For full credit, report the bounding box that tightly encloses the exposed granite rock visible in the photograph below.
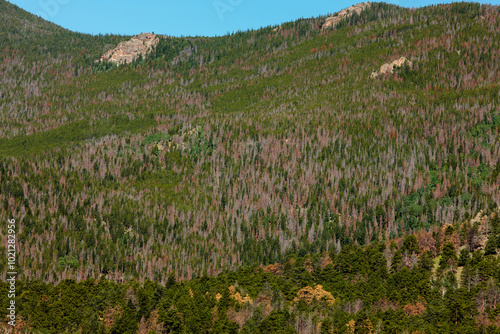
[100,33,159,65]
[323,2,371,29]
[371,57,412,78]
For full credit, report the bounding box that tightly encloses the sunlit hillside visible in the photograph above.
[1,1,500,332]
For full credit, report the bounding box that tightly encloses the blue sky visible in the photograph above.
[8,0,500,37]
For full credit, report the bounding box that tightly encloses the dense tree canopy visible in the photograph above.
[0,0,500,332]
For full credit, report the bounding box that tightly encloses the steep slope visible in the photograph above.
[1,210,499,333]
[0,0,129,138]
[0,1,499,289]
[0,0,128,65]
[1,1,500,333]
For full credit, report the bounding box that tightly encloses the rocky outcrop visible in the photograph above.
[322,2,371,29]
[371,57,412,78]
[293,285,335,305]
[100,33,159,65]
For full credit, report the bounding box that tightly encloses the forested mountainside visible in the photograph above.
[1,0,500,332]
[2,213,500,333]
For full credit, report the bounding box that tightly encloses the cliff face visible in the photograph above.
[322,2,371,29]
[100,33,159,65]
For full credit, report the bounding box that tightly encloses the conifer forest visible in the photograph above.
[1,0,500,332]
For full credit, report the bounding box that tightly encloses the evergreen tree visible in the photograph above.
[111,300,139,334]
